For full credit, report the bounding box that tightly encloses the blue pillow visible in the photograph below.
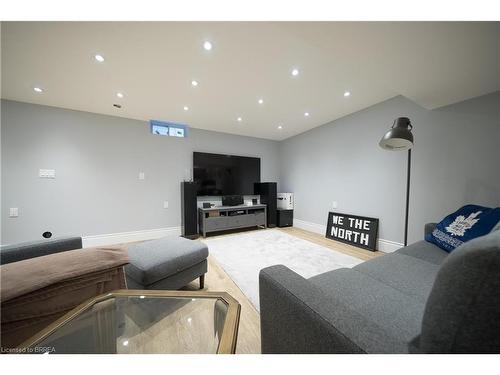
[425,204,500,252]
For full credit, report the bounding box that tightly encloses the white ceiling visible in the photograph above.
[1,22,499,141]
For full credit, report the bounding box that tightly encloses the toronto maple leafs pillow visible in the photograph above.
[425,204,500,253]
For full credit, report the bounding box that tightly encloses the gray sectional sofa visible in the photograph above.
[259,223,500,353]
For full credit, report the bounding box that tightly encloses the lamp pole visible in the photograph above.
[379,117,414,248]
[404,149,411,246]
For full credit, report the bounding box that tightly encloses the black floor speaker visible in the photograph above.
[181,181,199,239]
[254,182,277,228]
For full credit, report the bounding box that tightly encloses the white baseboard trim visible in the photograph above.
[376,238,404,253]
[293,218,403,253]
[82,226,181,248]
[293,218,326,235]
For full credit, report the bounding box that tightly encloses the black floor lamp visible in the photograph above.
[379,117,414,246]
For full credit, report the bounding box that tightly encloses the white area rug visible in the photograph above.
[203,229,363,311]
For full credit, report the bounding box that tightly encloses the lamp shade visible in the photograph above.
[379,117,414,151]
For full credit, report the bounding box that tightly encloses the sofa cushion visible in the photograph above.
[125,236,208,286]
[1,245,128,302]
[419,230,500,353]
[308,267,426,348]
[396,240,448,265]
[353,253,441,301]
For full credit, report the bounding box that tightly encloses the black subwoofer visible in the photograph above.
[277,209,293,227]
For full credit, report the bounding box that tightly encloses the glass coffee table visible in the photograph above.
[18,290,241,354]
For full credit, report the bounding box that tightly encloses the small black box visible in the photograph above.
[252,198,258,205]
[202,202,211,208]
[222,195,243,206]
[277,209,293,227]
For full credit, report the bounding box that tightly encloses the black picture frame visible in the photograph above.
[325,211,379,251]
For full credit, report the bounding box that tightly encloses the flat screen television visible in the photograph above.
[193,152,261,196]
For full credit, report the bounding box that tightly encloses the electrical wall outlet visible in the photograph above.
[163,201,169,209]
[139,172,145,180]
[332,201,338,209]
[39,169,56,178]
[9,208,19,217]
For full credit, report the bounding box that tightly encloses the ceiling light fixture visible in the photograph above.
[33,87,43,93]
[237,117,242,122]
[203,41,213,51]
[344,91,351,97]
[278,125,283,130]
[191,80,199,87]
[94,54,105,62]
[183,106,189,111]
[116,92,124,98]
[304,112,310,117]
[258,98,264,104]
[291,68,299,76]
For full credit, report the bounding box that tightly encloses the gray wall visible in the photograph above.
[2,92,499,246]
[279,92,500,245]
[1,100,280,244]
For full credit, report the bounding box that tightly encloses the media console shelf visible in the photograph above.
[198,204,267,237]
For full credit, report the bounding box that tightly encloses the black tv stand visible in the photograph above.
[198,204,267,237]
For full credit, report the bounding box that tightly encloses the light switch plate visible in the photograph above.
[139,172,145,180]
[39,169,56,178]
[163,201,169,209]
[332,201,338,209]
[9,208,19,217]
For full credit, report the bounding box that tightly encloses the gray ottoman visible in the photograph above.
[125,236,208,290]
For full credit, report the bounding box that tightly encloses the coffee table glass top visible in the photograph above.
[20,290,240,354]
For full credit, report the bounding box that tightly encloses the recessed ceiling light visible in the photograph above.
[344,91,351,97]
[183,106,189,111]
[278,125,283,130]
[304,112,310,117]
[116,92,124,98]
[33,87,43,93]
[258,98,264,104]
[94,54,105,62]
[237,117,242,122]
[191,80,199,87]
[203,41,213,51]
[291,68,299,76]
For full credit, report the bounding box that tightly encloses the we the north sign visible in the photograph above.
[325,212,379,251]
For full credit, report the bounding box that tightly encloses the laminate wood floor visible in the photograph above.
[179,226,383,354]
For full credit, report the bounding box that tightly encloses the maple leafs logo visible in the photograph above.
[445,211,481,236]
